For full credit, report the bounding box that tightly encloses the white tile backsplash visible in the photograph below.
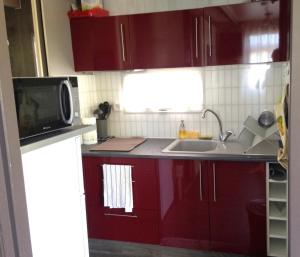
[78,62,288,139]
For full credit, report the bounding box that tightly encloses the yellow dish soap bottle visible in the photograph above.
[178,120,186,139]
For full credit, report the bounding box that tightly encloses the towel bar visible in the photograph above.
[101,164,134,168]
[104,213,138,218]
[102,179,135,183]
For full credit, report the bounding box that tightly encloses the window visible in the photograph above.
[121,68,203,113]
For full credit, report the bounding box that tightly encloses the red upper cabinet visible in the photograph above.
[158,159,210,250]
[204,0,289,66]
[70,17,95,71]
[209,161,267,256]
[70,16,131,71]
[129,10,194,69]
[70,1,289,71]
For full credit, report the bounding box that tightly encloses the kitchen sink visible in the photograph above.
[162,139,218,153]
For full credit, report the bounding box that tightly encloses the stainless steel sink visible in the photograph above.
[162,139,218,153]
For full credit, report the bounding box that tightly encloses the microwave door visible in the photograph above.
[59,80,74,125]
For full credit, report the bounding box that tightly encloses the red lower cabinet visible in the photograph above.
[82,157,160,244]
[86,204,159,244]
[83,157,266,256]
[157,159,266,256]
[158,159,210,250]
[209,161,267,256]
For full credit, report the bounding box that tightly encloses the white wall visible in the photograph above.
[41,0,76,76]
[103,0,249,15]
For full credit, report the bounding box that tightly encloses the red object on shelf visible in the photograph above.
[68,7,109,18]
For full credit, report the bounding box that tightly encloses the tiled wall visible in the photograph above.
[78,62,289,139]
[77,75,99,117]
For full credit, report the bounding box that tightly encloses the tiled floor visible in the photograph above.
[89,239,253,257]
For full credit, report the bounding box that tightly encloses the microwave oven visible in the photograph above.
[13,77,78,140]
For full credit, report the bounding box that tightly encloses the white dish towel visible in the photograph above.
[102,164,133,213]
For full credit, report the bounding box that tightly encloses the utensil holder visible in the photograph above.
[96,119,108,140]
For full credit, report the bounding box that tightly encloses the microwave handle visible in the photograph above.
[59,80,74,125]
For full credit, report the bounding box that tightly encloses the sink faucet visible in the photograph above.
[201,108,233,142]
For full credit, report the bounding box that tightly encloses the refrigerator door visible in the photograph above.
[21,136,89,257]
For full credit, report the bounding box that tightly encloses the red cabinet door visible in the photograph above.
[209,161,267,256]
[70,16,131,71]
[70,17,95,71]
[158,159,210,250]
[82,156,109,206]
[88,207,159,244]
[82,157,160,244]
[103,157,160,211]
[93,16,131,70]
[129,10,193,69]
[204,1,288,66]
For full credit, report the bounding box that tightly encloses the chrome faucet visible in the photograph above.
[201,108,233,142]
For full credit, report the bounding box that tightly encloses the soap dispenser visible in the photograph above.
[178,120,186,139]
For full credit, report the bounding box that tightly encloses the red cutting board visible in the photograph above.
[90,137,146,152]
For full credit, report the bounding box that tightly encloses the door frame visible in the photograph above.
[0,1,32,257]
[290,0,300,257]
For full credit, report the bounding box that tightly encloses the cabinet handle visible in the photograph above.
[195,17,199,59]
[213,162,216,202]
[120,23,126,62]
[208,15,212,57]
[102,179,135,183]
[104,213,138,218]
[199,163,203,201]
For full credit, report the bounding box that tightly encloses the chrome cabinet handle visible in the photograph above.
[213,162,216,202]
[104,213,138,218]
[120,23,126,62]
[199,162,203,201]
[195,17,199,59]
[208,15,212,57]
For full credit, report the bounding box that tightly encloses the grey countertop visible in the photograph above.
[21,125,96,154]
[82,138,278,162]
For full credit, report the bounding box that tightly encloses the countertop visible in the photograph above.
[21,125,96,154]
[82,138,278,162]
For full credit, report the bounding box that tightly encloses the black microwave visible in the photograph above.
[13,77,77,140]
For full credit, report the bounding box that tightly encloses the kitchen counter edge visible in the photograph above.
[82,138,278,162]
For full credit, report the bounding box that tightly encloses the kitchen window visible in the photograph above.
[121,68,203,113]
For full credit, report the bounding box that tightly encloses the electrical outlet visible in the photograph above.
[113,103,121,112]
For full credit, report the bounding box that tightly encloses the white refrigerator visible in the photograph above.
[21,136,89,257]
